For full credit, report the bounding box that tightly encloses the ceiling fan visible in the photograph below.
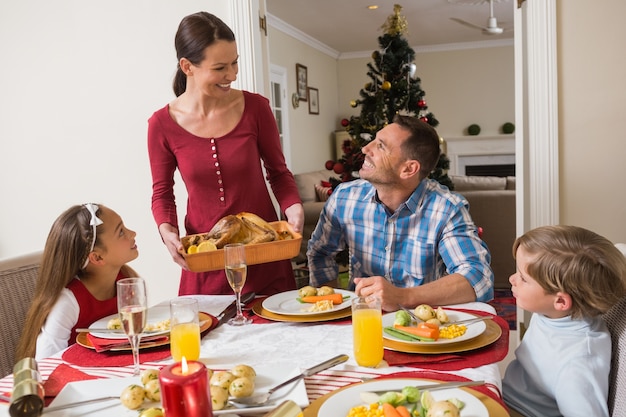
[450,0,506,35]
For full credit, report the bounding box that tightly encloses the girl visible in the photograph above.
[15,203,139,360]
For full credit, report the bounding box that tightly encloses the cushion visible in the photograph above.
[314,183,332,202]
[294,170,334,203]
[450,175,507,192]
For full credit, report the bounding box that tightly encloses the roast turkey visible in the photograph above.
[186,212,278,249]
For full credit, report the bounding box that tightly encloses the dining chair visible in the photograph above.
[0,251,42,378]
[605,295,626,417]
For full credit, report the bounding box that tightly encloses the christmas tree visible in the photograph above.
[327,4,454,190]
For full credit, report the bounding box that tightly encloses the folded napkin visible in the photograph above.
[62,343,171,367]
[375,370,508,412]
[42,363,102,398]
[384,308,510,372]
[86,333,169,353]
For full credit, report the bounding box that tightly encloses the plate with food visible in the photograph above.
[87,305,172,339]
[315,378,488,417]
[44,364,309,416]
[382,307,487,346]
[262,288,355,316]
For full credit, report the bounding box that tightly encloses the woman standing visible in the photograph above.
[148,11,303,296]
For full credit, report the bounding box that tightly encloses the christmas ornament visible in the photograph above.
[341,118,349,127]
[350,100,358,108]
[333,162,345,174]
[417,99,426,108]
[325,160,335,170]
[420,116,429,123]
[382,81,391,90]
[381,4,408,36]
[409,63,417,78]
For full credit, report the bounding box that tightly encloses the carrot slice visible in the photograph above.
[395,405,411,417]
[393,324,440,340]
[382,403,403,417]
[300,293,344,305]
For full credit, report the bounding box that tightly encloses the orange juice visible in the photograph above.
[352,308,383,367]
[170,322,201,362]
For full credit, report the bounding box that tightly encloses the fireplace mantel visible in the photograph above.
[444,135,515,176]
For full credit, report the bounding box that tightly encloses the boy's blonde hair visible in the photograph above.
[513,225,626,319]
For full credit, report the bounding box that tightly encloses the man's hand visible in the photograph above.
[353,276,403,311]
[158,223,189,270]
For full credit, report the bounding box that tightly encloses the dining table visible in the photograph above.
[0,294,511,417]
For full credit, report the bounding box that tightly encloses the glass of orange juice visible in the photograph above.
[170,297,201,362]
[351,296,383,367]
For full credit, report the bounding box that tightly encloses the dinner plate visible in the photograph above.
[88,305,172,339]
[383,310,487,346]
[383,318,502,354]
[76,312,216,351]
[316,378,488,417]
[262,289,355,316]
[45,364,309,416]
[304,378,509,417]
[252,301,352,323]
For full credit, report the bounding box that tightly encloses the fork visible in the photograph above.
[396,304,420,322]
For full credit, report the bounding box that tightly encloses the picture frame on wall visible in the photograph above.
[296,63,308,102]
[307,87,319,115]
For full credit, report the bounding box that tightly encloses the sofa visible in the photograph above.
[293,170,516,289]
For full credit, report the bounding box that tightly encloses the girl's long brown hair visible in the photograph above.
[15,205,136,360]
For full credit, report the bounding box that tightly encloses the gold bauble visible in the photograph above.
[350,100,358,108]
[381,81,391,91]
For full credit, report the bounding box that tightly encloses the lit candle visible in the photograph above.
[159,357,213,417]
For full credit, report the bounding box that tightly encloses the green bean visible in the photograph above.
[384,326,423,341]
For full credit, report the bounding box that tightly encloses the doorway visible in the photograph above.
[269,64,292,169]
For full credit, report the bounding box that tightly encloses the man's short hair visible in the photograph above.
[393,115,441,178]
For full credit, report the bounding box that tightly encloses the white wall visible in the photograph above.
[337,46,515,138]
[0,0,231,306]
[267,26,340,174]
[558,0,626,242]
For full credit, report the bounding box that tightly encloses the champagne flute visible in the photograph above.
[117,277,147,375]
[224,243,251,326]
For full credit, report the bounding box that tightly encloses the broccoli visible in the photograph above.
[394,310,412,326]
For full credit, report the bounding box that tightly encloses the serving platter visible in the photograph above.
[262,289,355,316]
[383,310,487,346]
[383,318,502,354]
[251,302,351,323]
[77,312,216,351]
[45,364,309,416]
[304,378,509,417]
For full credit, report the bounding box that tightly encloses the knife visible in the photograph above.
[216,292,256,327]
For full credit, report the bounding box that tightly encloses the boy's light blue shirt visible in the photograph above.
[503,313,611,417]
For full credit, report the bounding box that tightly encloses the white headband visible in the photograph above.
[82,203,103,269]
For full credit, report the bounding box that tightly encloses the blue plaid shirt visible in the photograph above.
[307,179,494,302]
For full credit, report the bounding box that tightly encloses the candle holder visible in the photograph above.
[159,359,212,417]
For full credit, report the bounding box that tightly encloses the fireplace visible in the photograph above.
[444,135,515,177]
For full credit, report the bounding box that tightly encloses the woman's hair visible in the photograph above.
[393,114,441,179]
[513,225,626,319]
[173,11,236,97]
[16,204,105,359]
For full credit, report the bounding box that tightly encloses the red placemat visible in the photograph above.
[376,370,508,411]
[383,308,510,371]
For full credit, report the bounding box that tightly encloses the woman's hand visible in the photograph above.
[284,203,304,234]
[158,223,189,270]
